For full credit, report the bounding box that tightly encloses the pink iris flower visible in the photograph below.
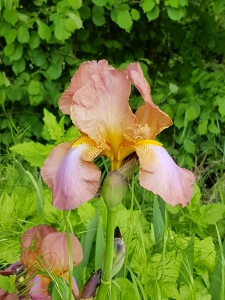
[0,225,83,300]
[41,60,195,211]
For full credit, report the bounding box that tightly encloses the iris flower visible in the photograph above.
[0,225,83,300]
[41,60,195,211]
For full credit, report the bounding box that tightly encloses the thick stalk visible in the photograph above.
[96,208,117,299]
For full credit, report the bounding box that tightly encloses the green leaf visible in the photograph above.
[201,204,225,225]
[47,65,62,80]
[169,83,179,93]
[213,0,225,13]
[208,119,219,134]
[92,0,107,6]
[28,80,41,95]
[68,13,83,29]
[3,9,18,25]
[179,0,188,6]
[36,20,51,41]
[117,10,133,30]
[65,126,81,141]
[65,18,76,32]
[29,95,43,106]
[9,44,23,61]
[54,19,71,41]
[219,100,225,116]
[178,234,194,285]
[12,58,26,75]
[43,109,64,142]
[198,120,208,135]
[169,0,179,8]
[131,9,140,20]
[0,90,6,106]
[146,4,159,21]
[6,29,17,44]
[167,6,185,21]
[112,278,138,299]
[142,0,155,13]
[10,142,54,167]
[4,43,15,56]
[184,140,195,154]
[210,239,225,299]
[95,217,105,270]
[3,0,13,10]
[68,0,82,9]
[17,25,30,43]
[92,5,106,26]
[153,196,165,248]
[187,103,200,121]
[29,31,40,49]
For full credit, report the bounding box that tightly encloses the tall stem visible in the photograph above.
[96,208,117,299]
[63,211,73,300]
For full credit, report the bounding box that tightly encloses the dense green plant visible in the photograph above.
[1,0,225,171]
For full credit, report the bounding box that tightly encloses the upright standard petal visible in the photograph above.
[59,60,113,114]
[70,68,137,151]
[135,143,195,207]
[41,142,101,210]
[41,232,83,275]
[21,225,57,270]
[125,63,172,139]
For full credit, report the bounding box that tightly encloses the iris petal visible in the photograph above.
[41,232,83,274]
[70,68,137,150]
[41,142,101,210]
[135,143,195,207]
[59,60,113,114]
[125,63,172,139]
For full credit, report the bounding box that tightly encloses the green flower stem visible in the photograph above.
[63,211,73,300]
[96,207,117,299]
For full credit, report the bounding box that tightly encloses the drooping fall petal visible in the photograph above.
[135,143,195,206]
[41,142,101,210]
[59,60,113,114]
[21,225,57,270]
[41,232,83,275]
[70,68,137,150]
[125,63,172,139]
[28,276,51,300]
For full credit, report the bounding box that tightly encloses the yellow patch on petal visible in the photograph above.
[135,139,163,147]
[71,136,103,162]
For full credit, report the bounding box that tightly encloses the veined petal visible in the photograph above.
[28,276,51,300]
[21,225,57,270]
[41,142,101,210]
[41,232,83,275]
[70,68,137,151]
[59,60,113,114]
[135,143,195,207]
[125,63,172,139]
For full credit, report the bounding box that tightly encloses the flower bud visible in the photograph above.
[78,269,102,299]
[102,170,128,209]
[120,156,137,180]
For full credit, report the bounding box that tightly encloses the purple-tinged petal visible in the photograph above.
[28,276,51,300]
[41,142,101,210]
[135,143,195,206]
[72,277,79,298]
